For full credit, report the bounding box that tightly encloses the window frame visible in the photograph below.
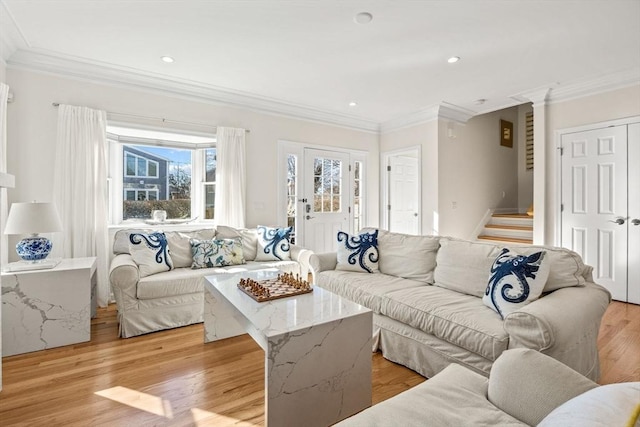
[107,124,216,225]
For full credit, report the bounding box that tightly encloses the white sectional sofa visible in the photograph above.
[310,229,611,381]
[110,225,312,338]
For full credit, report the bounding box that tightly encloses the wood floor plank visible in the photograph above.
[0,301,637,426]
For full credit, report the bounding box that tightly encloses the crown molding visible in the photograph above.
[548,68,640,104]
[6,49,380,133]
[380,102,476,134]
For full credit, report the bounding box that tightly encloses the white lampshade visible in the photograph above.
[4,202,63,235]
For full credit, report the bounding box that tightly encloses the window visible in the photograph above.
[313,158,342,213]
[107,125,216,224]
[125,152,159,178]
[353,161,363,232]
[286,154,297,243]
[204,148,216,220]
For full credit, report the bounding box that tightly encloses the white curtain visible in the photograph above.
[0,83,9,265]
[214,127,246,228]
[53,105,110,307]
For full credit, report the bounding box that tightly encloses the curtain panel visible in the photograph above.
[53,105,110,307]
[214,126,246,228]
[0,83,9,264]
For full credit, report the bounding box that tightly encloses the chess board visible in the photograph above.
[237,272,313,302]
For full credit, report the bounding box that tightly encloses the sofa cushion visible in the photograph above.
[190,238,245,268]
[255,225,292,261]
[434,237,501,297]
[335,363,526,427]
[216,226,258,261]
[336,229,379,273]
[317,270,425,313]
[128,232,174,277]
[165,230,217,268]
[113,228,153,254]
[381,285,509,360]
[376,230,439,283]
[483,249,551,319]
[538,382,640,427]
[508,245,588,292]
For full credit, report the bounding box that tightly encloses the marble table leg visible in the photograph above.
[203,285,249,343]
[266,312,372,427]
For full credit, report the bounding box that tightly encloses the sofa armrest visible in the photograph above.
[289,244,314,277]
[109,254,140,311]
[309,252,337,278]
[488,348,598,426]
[504,282,611,381]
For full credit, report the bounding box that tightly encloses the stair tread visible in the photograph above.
[485,224,533,231]
[477,235,533,244]
[492,213,532,219]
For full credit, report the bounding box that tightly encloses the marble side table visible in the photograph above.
[1,257,97,357]
[204,269,373,427]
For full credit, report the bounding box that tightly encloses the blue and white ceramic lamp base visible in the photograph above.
[16,236,53,261]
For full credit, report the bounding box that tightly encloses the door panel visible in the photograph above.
[389,155,420,235]
[303,149,350,253]
[561,125,628,301]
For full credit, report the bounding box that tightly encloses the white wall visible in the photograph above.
[438,107,519,239]
[5,69,379,258]
[544,84,640,244]
[380,120,439,234]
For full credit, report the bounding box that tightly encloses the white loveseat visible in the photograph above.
[110,226,312,338]
[310,230,611,381]
[337,348,640,426]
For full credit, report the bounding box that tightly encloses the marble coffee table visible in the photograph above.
[204,269,372,427]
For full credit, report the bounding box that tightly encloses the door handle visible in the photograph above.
[609,216,627,225]
[413,213,418,217]
[306,215,315,220]
[632,218,640,226]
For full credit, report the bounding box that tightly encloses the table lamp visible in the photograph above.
[4,201,63,262]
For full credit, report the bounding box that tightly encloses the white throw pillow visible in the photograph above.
[538,382,640,427]
[336,229,379,274]
[128,232,174,277]
[255,225,292,261]
[376,229,439,283]
[190,238,245,269]
[482,248,550,319]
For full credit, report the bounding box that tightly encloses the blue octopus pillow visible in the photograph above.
[336,230,379,274]
[255,225,293,261]
[190,238,245,269]
[482,248,550,319]
[128,232,174,277]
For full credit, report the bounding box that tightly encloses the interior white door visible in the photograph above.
[303,149,351,253]
[561,125,628,301]
[389,155,420,235]
[627,123,640,304]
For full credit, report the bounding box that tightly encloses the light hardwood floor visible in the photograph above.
[0,301,638,426]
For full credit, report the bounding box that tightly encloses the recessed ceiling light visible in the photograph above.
[354,12,373,24]
[349,101,358,107]
[447,56,460,64]
[161,56,175,63]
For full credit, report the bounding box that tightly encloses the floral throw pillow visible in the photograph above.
[255,225,292,261]
[336,230,379,274]
[128,232,174,277]
[482,248,550,319]
[191,238,245,269]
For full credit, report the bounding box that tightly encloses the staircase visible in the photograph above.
[477,213,533,245]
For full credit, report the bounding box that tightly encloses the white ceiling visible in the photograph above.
[1,0,639,131]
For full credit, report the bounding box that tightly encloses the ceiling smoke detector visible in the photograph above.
[354,12,373,24]
[161,56,175,63]
[447,56,460,64]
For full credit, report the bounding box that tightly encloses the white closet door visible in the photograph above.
[628,123,640,304]
[561,125,628,301]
